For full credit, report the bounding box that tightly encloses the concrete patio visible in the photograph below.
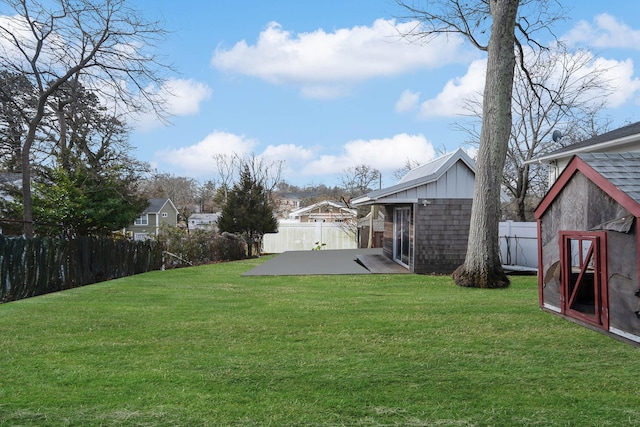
[243,248,411,276]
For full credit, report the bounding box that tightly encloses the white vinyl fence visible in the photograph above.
[263,222,357,253]
[499,221,538,270]
[264,220,539,270]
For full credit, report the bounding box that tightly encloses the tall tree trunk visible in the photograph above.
[21,146,33,237]
[452,0,519,288]
[515,164,528,221]
[21,100,48,238]
[57,103,70,170]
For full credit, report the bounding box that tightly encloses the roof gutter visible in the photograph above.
[525,133,640,165]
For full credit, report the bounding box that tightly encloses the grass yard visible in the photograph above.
[1,256,639,426]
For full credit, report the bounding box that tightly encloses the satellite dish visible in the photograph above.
[552,130,563,142]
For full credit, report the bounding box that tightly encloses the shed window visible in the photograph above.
[162,212,168,218]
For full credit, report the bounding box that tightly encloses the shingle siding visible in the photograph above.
[414,199,472,274]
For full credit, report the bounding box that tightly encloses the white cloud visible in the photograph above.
[153,131,257,176]
[563,14,640,49]
[132,78,212,130]
[152,132,440,186]
[411,48,640,119]
[419,59,486,118]
[395,89,421,113]
[212,19,471,98]
[262,143,315,164]
[163,78,213,116]
[304,133,436,176]
[261,143,317,179]
[594,58,640,107]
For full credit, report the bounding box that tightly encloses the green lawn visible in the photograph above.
[1,256,638,426]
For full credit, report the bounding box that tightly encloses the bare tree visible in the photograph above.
[213,152,283,206]
[140,172,198,222]
[340,164,381,198]
[0,70,33,172]
[243,153,283,196]
[213,153,284,211]
[196,179,218,213]
[0,0,170,236]
[213,153,237,205]
[398,0,564,288]
[457,47,613,221]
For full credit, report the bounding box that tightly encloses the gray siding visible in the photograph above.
[381,200,471,274]
[414,199,472,274]
[378,161,475,201]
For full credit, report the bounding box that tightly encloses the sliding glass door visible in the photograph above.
[394,207,410,266]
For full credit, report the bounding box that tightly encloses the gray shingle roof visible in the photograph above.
[144,198,171,213]
[555,122,640,155]
[531,121,640,164]
[577,152,640,204]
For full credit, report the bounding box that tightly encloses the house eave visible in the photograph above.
[526,133,640,165]
[359,198,419,206]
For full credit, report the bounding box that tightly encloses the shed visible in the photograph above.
[535,152,640,343]
[352,149,475,274]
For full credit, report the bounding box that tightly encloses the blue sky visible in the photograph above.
[128,0,640,188]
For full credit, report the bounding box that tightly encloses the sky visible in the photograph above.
[125,0,640,188]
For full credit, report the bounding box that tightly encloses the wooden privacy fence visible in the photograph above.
[0,235,164,303]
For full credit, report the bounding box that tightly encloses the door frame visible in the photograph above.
[393,206,411,268]
[559,231,609,329]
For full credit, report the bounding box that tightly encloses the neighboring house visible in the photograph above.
[125,198,178,240]
[263,200,357,253]
[352,149,476,274]
[288,200,356,223]
[188,213,220,232]
[530,121,640,186]
[535,152,640,344]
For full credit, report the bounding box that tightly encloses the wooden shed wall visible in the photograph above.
[540,171,640,337]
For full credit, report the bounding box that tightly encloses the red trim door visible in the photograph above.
[560,231,609,329]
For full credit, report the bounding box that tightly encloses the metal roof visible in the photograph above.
[352,148,475,205]
[577,152,640,205]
